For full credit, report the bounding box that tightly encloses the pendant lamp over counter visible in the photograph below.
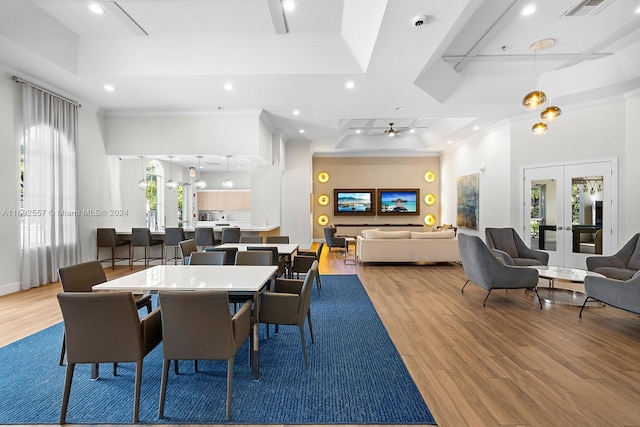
[194,155,206,190]
[137,156,148,190]
[222,155,234,189]
[165,156,177,190]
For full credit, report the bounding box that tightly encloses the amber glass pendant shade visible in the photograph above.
[532,122,548,135]
[522,90,547,110]
[541,105,562,122]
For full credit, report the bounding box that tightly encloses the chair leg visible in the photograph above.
[579,296,594,317]
[158,359,170,418]
[111,247,116,270]
[194,360,199,372]
[307,311,315,343]
[59,363,75,424]
[59,333,66,366]
[226,358,234,420]
[532,287,543,309]
[298,324,309,368]
[174,359,179,375]
[483,290,492,307]
[462,279,470,293]
[133,360,143,423]
[316,274,322,295]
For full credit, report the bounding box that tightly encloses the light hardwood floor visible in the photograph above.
[2,246,640,427]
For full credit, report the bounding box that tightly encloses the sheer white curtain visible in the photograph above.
[21,85,81,289]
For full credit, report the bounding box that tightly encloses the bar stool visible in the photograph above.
[164,227,186,265]
[221,227,241,244]
[96,228,131,269]
[131,228,164,268]
[195,227,215,251]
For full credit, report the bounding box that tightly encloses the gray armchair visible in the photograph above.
[586,233,640,280]
[580,270,640,317]
[323,226,346,252]
[485,227,549,266]
[458,233,542,308]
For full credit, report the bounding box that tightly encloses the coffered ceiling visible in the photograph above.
[0,0,639,170]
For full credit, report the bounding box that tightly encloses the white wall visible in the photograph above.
[440,121,512,238]
[0,76,22,294]
[281,142,313,247]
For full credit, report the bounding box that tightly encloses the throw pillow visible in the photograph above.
[366,230,411,239]
[411,230,455,239]
[361,228,380,238]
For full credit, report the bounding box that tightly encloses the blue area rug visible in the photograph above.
[0,274,436,425]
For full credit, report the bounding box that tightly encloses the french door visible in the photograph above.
[522,159,617,268]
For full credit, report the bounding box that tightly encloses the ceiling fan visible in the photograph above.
[384,123,397,137]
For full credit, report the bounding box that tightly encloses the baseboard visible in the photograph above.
[0,281,21,297]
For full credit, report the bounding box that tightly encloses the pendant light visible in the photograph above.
[532,121,548,135]
[522,39,556,111]
[165,156,177,190]
[194,155,206,190]
[222,155,234,189]
[137,156,148,190]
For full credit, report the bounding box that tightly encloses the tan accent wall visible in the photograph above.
[312,157,440,239]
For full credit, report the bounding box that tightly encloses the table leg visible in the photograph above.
[91,363,99,380]
[251,291,260,381]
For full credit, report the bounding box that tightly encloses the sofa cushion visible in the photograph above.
[361,228,380,238]
[594,267,637,281]
[411,230,455,239]
[366,230,411,239]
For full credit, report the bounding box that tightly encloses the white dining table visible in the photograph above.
[215,243,299,256]
[93,265,277,380]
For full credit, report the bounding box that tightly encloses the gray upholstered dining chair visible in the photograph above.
[259,260,317,368]
[205,247,239,265]
[239,235,262,243]
[291,241,324,294]
[57,291,162,424]
[265,235,290,244]
[178,239,198,265]
[247,245,285,277]
[157,290,252,421]
[189,251,226,265]
[96,228,131,269]
[235,250,272,266]
[458,233,542,308]
[57,260,152,366]
[485,227,549,266]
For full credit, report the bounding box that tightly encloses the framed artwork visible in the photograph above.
[457,173,479,230]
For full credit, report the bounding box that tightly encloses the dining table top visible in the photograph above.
[215,243,299,255]
[92,265,278,293]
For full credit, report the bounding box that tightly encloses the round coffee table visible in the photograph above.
[530,265,605,306]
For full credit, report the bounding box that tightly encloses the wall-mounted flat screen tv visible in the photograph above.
[378,189,420,215]
[334,189,375,215]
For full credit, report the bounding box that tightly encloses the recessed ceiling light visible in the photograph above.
[282,0,296,11]
[447,140,453,144]
[88,3,104,14]
[636,5,640,13]
[355,129,361,134]
[293,110,300,116]
[224,83,234,91]
[521,4,536,16]
[104,84,115,92]
[473,126,480,130]
[409,129,415,133]
[345,81,355,89]
[299,129,305,134]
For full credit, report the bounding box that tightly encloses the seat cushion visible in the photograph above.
[594,267,637,280]
[512,257,545,266]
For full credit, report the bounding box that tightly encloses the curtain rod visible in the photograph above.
[12,76,81,107]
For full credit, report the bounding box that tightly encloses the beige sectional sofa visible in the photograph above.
[355,229,460,264]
